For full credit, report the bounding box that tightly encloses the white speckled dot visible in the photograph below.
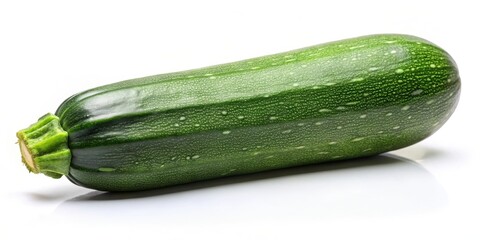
[401,105,410,111]
[319,109,331,113]
[346,101,359,105]
[393,126,400,129]
[378,131,384,134]
[318,152,329,155]
[363,148,372,152]
[350,77,364,82]
[352,137,365,142]
[282,129,292,134]
[221,111,228,115]
[194,123,200,127]
[293,83,299,87]
[395,69,404,74]
[360,114,367,118]
[430,64,436,68]
[426,100,435,105]
[412,89,423,95]
[265,155,274,159]
[179,116,186,121]
[242,147,248,151]
[222,130,231,134]
[328,142,337,145]
[238,116,245,119]
[174,123,180,127]
[386,113,393,116]
[297,123,305,126]
[295,146,306,149]
[269,116,278,120]
[336,126,342,129]
[369,67,380,71]
[390,50,397,54]
[192,155,200,159]
[336,106,346,110]
[315,121,324,125]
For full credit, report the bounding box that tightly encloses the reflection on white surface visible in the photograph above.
[52,153,447,224]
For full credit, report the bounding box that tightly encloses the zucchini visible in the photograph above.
[17,34,460,191]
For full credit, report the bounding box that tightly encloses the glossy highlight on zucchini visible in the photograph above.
[17,34,461,191]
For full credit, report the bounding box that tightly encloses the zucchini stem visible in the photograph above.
[16,113,71,179]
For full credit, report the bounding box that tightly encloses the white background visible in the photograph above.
[1,1,479,239]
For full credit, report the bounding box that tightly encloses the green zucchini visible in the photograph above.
[17,34,460,191]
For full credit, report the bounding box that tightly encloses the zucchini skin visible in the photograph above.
[56,34,460,191]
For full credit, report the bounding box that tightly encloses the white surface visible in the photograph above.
[1,1,479,239]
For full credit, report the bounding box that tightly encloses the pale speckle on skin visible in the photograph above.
[253,152,261,156]
[221,111,228,115]
[222,130,231,134]
[386,113,393,116]
[350,77,364,82]
[295,146,306,149]
[187,75,195,78]
[179,116,186,121]
[346,101,359,105]
[349,44,365,49]
[269,116,278,120]
[171,157,177,160]
[328,142,337,145]
[412,89,423,95]
[265,155,274,159]
[293,83,299,87]
[174,123,180,127]
[385,40,397,44]
[186,156,191,160]
[352,137,365,142]
[263,94,270,98]
[192,155,200,159]
[282,129,292,134]
[312,86,320,89]
[336,106,346,110]
[271,63,278,66]
[318,152,329,155]
[369,67,380,71]
[238,116,245,119]
[401,105,411,111]
[378,131,384,134]
[301,64,308,68]
[319,109,331,113]
[315,121,324,125]
[289,72,295,75]
[194,123,200,127]
[390,50,397,54]
[430,64,436,68]
[363,148,372,152]
[408,116,413,119]
[336,126,343,129]
[204,73,213,76]
[297,123,305,126]
[324,82,336,86]
[160,164,165,168]
[395,69,404,74]
[285,59,296,63]
[209,76,216,79]
[363,93,370,96]
[426,100,435,105]
[393,126,400,129]
[398,80,404,83]
[360,114,367,118]
[251,66,260,70]
[242,147,248,151]
[433,121,440,126]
